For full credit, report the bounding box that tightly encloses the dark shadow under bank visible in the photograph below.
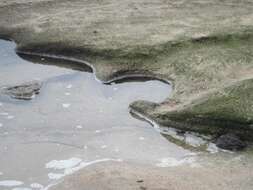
[17,50,171,86]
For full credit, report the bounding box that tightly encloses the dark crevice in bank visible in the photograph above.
[16,49,171,86]
[18,53,93,73]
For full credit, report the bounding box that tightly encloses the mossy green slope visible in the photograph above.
[131,78,253,139]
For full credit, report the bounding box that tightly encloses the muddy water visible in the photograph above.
[0,40,196,189]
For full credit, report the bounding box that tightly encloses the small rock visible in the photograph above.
[215,133,246,151]
[2,81,42,100]
[30,183,44,189]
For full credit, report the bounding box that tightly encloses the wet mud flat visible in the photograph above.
[0,39,253,190]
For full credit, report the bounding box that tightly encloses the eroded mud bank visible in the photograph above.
[1,0,253,188]
[1,0,253,141]
[1,37,252,190]
[9,32,253,144]
[1,39,200,190]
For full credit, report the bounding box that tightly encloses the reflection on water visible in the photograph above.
[0,40,194,189]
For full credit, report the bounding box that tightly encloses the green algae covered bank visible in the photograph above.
[1,0,253,139]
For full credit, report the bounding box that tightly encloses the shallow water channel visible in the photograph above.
[0,40,196,189]
[1,39,253,190]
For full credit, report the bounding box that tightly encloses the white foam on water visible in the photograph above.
[156,156,196,168]
[6,115,15,120]
[66,84,72,89]
[46,158,122,181]
[76,125,83,129]
[48,173,65,180]
[161,127,210,148]
[101,145,107,149]
[139,137,145,140]
[114,148,120,152]
[184,133,206,147]
[0,172,3,175]
[131,110,159,129]
[12,188,32,190]
[30,183,44,189]
[62,103,71,108]
[41,181,60,190]
[83,145,88,149]
[0,180,23,187]
[64,92,71,96]
[230,155,242,162]
[207,143,232,154]
[46,157,82,170]
[0,102,2,106]
[64,158,123,176]
[160,127,184,141]
[131,110,207,149]
[95,130,101,133]
[185,152,198,157]
[0,123,3,127]
[207,143,219,154]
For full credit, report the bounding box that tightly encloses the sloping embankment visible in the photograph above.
[1,0,253,139]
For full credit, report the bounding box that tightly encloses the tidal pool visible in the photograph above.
[1,39,253,190]
[0,40,196,189]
